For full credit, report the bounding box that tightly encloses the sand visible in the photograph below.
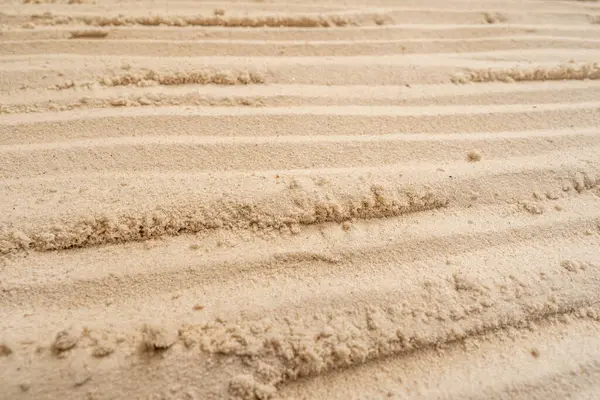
[1,0,600,398]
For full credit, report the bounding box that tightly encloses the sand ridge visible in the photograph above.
[1,0,600,399]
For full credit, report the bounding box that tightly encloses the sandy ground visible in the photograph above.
[1,0,600,399]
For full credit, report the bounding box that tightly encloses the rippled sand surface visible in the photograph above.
[1,0,600,398]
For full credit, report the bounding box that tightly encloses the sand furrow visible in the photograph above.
[1,9,382,28]
[1,128,598,178]
[3,37,600,57]
[1,237,599,398]
[1,150,598,254]
[279,317,600,399]
[2,7,597,27]
[4,102,600,124]
[3,194,600,308]
[3,52,600,90]
[4,47,600,64]
[3,81,600,114]
[3,108,599,145]
[4,25,599,41]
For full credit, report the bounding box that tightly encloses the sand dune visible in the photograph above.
[1,0,600,399]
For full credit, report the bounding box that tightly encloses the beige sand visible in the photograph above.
[1,0,600,398]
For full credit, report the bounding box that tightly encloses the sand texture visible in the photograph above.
[2,0,600,399]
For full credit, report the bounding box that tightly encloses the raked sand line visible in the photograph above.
[6,11,387,28]
[1,151,598,254]
[3,109,599,146]
[3,102,600,124]
[4,7,598,27]
[278,317,600,400]
[454,62,600,83]
[2,81,600,114]
[4,25,599,42]
[3,37,600,58]
[2,238,599,398]
[2,88,600,114]
[1,128,599,178]
[3,195,599,308]
[4,58,600,90]
[53,68,266,90]
[0,179,449,254]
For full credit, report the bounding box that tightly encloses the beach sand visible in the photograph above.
[1,0,600,398]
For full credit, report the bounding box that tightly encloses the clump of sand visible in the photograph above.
[0,184,449,254]
[92,340,115,357]
[23,0,92,3]
[0,343,13,357]
[453,63,600,84]
[52,327,80,353]
[141,324,177,350]
[228,375,276,400]
[561,259,589,273]
[98,69,265,87]
[28,12,368,28]
[69,30,108,39]
[483,12,507,24]
[521,201,544,215]
[467,149,483,162]
[1,93,266,114]
[50,69,265,91]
